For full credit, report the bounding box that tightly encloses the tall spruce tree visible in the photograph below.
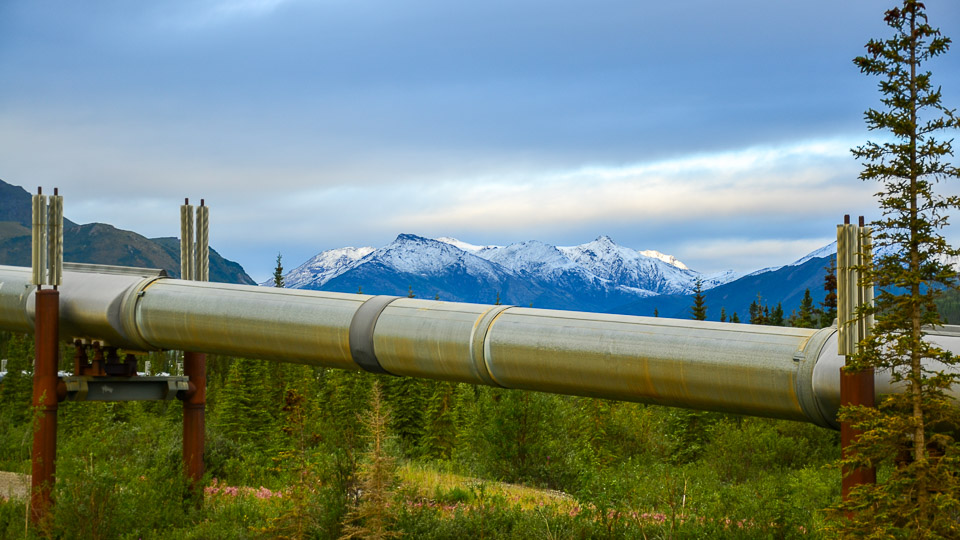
[768,302,785,327]
[690,278,707,321]
[340,381,398,539]
[793,289,817,329]
[834,1,960,534]
[419,381,458,460]
[819,259,838,327]
[273,252,284,288]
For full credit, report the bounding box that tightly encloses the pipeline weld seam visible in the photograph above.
[478,306,513,388]
[122,276,165,352]
[349,295,400,375]
[469,305,512,387]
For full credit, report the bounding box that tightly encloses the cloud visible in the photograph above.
[673,237,834,272]
[383,138,872,232]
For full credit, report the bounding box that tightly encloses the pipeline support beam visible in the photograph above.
[30,289,60,525]
[182,351,206,486]
[840,367,877,500]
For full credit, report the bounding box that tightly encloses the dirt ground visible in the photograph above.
[0,472,29,500]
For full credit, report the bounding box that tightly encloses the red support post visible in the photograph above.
[840,366,877,500]
[30,289,60,525]
[182,351,206,489]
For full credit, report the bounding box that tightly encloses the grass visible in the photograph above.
[397,461,578,513]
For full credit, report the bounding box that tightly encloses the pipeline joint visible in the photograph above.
[349,295,400,374]
[470,304,512,387]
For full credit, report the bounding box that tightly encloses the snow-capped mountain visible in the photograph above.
[269,233,841,318]
[478,240,587,280]
[557,235,704,295]
[273,233,755,310]
[362,233,505,282]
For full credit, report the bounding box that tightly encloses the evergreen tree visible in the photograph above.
[749,295,766,325]
[319,369,371,458]
[793,289,817,329]
[0,333,33,425]
[819,259,838,327]
[419,381,458,460]
[719,307,727,323]
[379,376,425,457]
[264,387,323,539]
[406,286,415,299]
[768,302,785,327]
[730,312,740,323]
[214,358,276,452]
[340,381,398,539]
[690,278,707,321]
[834,1,960,534]
[273,252,284,288]
[653,308,659,318]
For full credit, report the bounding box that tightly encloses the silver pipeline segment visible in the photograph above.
[3,263,960,429]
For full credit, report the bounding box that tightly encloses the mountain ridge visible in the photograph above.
[272,233,835,318]
[0,179,255,284]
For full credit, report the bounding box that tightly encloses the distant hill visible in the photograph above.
[608,255,834,321]
[0,179,255,285]
[0,181,78,229]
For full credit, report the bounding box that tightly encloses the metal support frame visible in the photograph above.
[180,198,208,490]
[61,375,189,401]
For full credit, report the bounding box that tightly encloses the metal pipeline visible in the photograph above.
[3,263,959,429]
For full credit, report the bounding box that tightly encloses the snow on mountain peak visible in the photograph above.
[789,242,837,267]
[481,240,579,278]
[637,250,689,270]
[375,234,502,279]
[266,245,374,288]
[435,237,502,253]
[558,237,700,295]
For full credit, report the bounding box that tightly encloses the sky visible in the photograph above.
[1,0,958,282]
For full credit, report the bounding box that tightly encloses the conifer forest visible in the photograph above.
[0,318,841,539]
[3,278,941,539]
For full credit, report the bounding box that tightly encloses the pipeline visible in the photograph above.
[2,263,959,429]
